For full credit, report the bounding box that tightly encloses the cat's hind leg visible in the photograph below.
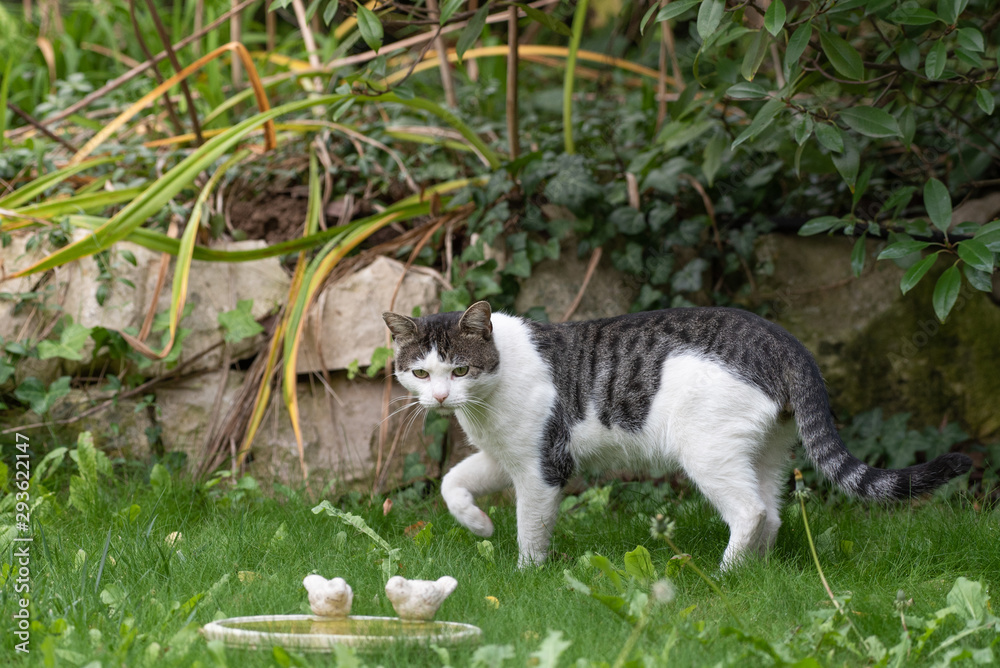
[681,443,769,571]
[441,451,512,537]
[754,419,798,553]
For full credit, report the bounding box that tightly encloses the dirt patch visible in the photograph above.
[230,193,310,244]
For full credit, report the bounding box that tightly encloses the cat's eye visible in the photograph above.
[452,366,469,377]
[412,369,429,379]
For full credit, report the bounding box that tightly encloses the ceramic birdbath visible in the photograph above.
[200,575,481,652]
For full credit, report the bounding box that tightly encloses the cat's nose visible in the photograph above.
[433,391,449,404]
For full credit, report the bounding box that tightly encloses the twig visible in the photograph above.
[6,0,260,137]
[4,102,78,152]
[128,0,186,138]
[680,173,723,253]
[560,246,602,322]
[426,0,457,108]
[143,0,205,145]
[506,6,520,160]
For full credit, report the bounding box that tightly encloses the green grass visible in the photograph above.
[2,463,999,667]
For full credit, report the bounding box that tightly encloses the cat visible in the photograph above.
[381,301,972,570]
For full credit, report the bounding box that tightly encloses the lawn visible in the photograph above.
[2,435,998,667]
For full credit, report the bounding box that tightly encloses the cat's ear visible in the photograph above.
[382,311,417,339]
[459,301,493,339]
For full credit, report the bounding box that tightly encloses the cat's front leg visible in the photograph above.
[513,474,562,568]
[441,451,512,537]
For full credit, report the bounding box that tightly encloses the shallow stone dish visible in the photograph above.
[201,614,482,652]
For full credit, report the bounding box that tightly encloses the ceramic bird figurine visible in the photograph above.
[303,575,353,618]
[384,575,458,621]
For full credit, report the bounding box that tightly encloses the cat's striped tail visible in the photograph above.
[789,358,972,500]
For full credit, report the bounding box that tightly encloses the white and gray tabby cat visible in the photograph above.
[382,302,971,570]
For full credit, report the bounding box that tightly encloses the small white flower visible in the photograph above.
[651,579,676,605]
[164,531,183,548]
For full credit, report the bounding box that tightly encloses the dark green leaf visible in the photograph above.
[932,264,961,322]
[697,0,725,40]
[819,32,864,80]
[878,240,930,260]
[439,0,462,24]
[954,47,983,69]
[963,264,992,292]
[838,106,901,138]
[925,39,947,80]
[355,3,383,52]
[936,0,966,24]
[900,253,938,294]
[640,3,659,35]
[881,185,916,217]
[850,234,866,277]
[793,114,813,145]
[323,0,340,25]
[763,0,786,36]
[798,216,845,236]
[923,178,952,232]
[726,82,768,99]
[654,0,700,24]
[784,25,811,80]
[974,220,1000,251]
[513,3,572,36]
[702,132,727,185]
[899,105,916,147]
[956,27,984,52]
[956,239,994,273]
[814,122,844,152]
[741,29,771,81]
[456,4,489,62]
[887,6,940,24]
[896,39,920,71]
[731,98,784,148]
[976,88,995,115]
[832,139,859,191]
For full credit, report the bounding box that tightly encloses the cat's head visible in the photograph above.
[381,301,500,410]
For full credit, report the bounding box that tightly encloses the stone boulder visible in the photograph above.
[757,233,1000,441]
[296,256,441,373]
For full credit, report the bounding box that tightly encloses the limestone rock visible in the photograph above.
[515,237,639,321]
[757,233,1000,441]
[296,256,440,373]
[155,369,247,468]
[48,389,155,461]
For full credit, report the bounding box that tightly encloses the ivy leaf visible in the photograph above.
[900,253,938,294]
[838,106,901,139]
[923,177,952,232]
[763,0,786,36]
[456,4,489,63]
[932,265,961,323]
[976,88,995,115]
[925,39,947,80]
[814,122,844,152]
[956,239,995,273]
[819,32,864,81]
[15,376,72,415]
[877,240,930,260]
[217,299,264,344]
[850,235,866,277]
[355,2,383,53]
[696,0,725,40]
[37,322,93,361]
